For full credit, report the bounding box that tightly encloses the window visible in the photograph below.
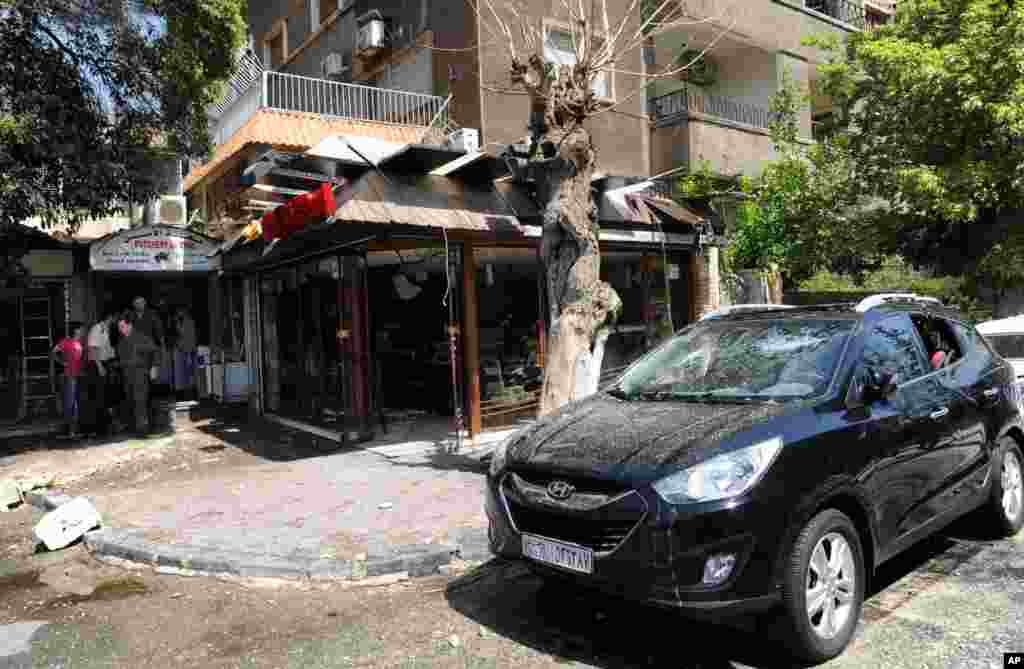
[910,314,963,370]
[616,318,854,401]
[857,316,928,387]
[264,20,287,70]
[543,26,610,99]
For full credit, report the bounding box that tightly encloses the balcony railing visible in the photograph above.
[651,88,774,130]
[208,70,450,148]
[804,0,866,29]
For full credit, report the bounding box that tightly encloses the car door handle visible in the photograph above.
[930,407,949,420]
[983,388,999,398]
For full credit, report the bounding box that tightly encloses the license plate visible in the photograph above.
[522,534,593,574]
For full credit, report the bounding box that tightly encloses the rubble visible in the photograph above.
[33,497,102,551]
[0,478,22,511]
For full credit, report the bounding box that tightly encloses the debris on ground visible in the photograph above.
[33,497,101,551]
[378,502,394,510]
[17,475,55,493]
[0,478,22,511]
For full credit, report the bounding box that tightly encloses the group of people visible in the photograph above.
[52,297,198,438]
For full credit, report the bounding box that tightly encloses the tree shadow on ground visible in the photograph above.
[446,517,1009,669]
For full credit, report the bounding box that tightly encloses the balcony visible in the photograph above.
[650,89,778,177]
[651,88,774,130]
[208,70,450,148]
[803,0,866,29]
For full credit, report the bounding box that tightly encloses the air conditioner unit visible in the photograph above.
[158,195,188,227]
[447,128,479,153]
[356,19,386,51]
[322,52,348,79]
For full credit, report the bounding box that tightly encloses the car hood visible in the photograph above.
[507,393,800,480]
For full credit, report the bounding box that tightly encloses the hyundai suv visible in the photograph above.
[485,294,1024,664]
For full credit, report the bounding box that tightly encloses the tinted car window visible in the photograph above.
[981,333,1024,359]
[858,315,928,385]
[616,318,854,401]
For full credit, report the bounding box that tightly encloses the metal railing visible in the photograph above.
[651,88,774,130]
[208,70,450,147]
[804,0,866,29]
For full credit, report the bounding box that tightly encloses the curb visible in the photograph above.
[25,490,493,582]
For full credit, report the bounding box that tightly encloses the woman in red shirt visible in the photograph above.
[53,322,85,438]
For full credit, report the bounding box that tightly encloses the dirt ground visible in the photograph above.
[3,495,1024,669]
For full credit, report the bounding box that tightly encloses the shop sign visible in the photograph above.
[90,225,220,272]
[23,250,73,277]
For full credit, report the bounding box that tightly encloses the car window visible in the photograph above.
[952,322,995,381]
[980,333,1024,359]
[857,315,929,386]
[910,314,963,371]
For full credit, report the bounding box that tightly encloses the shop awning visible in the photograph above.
[331,171,537,234]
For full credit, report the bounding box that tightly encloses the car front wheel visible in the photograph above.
[780,509,866,664]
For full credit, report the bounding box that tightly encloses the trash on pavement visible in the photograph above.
[378,502,394,510]
[0,478,22,511]
[33,497,102,550]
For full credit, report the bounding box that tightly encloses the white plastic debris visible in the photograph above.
[0,478,21,511]
[33,497,102,550]
[378,502,394,510]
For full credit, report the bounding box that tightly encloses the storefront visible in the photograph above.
[89,224,222,395]
[0,226,89,424]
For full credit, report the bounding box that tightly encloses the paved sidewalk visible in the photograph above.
[7,406,520,581]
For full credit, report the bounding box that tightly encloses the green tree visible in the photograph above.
[680,72,882,288]
[0,0,246,231]
[810,0,1024,312]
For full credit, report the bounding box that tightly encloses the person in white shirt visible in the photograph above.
[81,312,117,435]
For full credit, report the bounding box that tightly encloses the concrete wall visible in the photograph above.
[674,0,860,62]
[687,118,777,176]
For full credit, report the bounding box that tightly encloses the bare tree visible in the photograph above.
[469,0,735,414]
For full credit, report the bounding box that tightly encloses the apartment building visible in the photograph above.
[179,0,884,444]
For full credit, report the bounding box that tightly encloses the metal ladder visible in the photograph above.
[20,294,57,419]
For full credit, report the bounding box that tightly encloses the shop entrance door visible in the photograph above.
[260,254,369,437]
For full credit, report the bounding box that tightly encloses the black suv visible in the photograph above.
[485,295,1024,663]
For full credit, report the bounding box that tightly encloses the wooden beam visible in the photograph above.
[462,242,481,439]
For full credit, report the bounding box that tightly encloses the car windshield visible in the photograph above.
[612,317,855,401]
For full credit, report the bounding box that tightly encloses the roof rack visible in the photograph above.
[699,303,796,321]
[854,293,943,313]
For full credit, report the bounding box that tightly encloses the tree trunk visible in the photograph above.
[532,124,621,415]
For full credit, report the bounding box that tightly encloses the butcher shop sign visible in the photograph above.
[90,225,220,272]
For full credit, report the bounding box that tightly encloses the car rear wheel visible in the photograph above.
[980,439,1024,537]
[780,509,865,664]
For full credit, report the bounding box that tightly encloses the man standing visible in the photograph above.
[117,316,158,436]
[173,307,197,401]
[80,312,116,436]
[131,296,164,347]
[52,322,85,438]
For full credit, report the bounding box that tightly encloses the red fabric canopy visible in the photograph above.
[261,183,337,242]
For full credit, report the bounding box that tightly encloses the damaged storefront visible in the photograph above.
[211,139,723,446]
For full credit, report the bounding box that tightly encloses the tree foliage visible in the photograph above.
[679,71,881,285]
[0,0,246,230]
[810,0,1024,295]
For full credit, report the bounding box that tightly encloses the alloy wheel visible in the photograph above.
[1003,450,1023,523]
[805,532,856,640]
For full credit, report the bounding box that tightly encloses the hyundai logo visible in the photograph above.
[546,480,575,501]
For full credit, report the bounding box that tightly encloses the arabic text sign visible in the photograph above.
[90,226,217,272]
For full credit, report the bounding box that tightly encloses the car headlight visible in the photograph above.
[489,438,510,476]
[652,437,783,504]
